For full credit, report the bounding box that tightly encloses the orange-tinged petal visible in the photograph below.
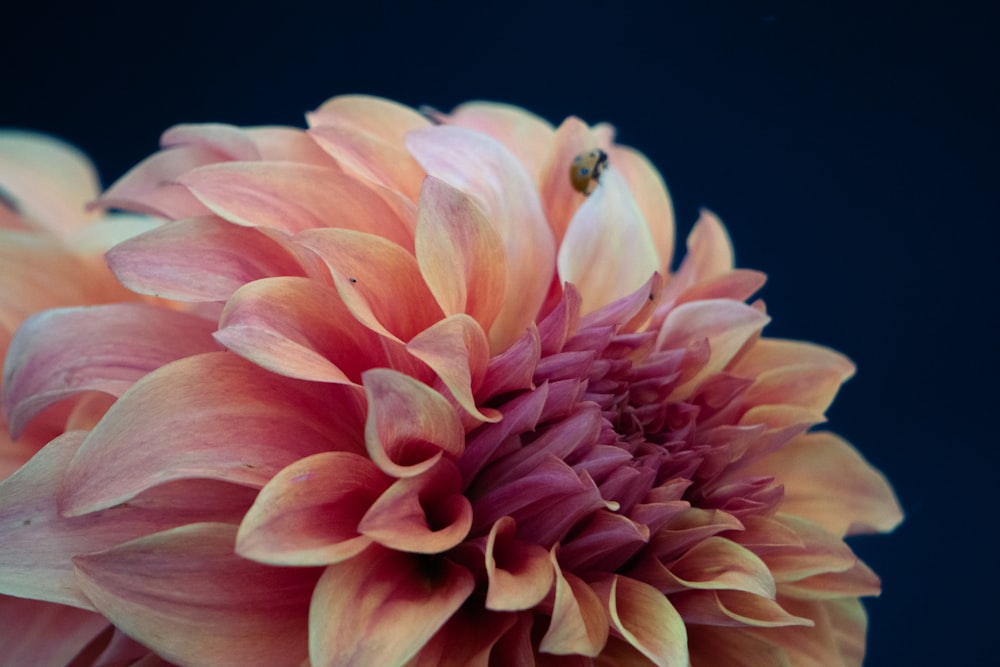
[414,176,507,342]
[540,551,608,657]
[74,522,319,667]
[363,368,464,478]
[558,168,660,315]
[308,94,431,147]
[407,125,556,351]
[215,276,395,384]
[484,516,554,611]
[2,304,218,436]
[539,116,597,245]
[407,605,518,667]
[359,459,472,553]
[660,536,776,599]
[297,228,443,342]
[746,432,903,538]
[236,451,392,566]
[60,352,366,515]
[608,144,675,275]
[747,597,856,667]
[407,314,499,423]
[687,626,790,667]
[759,514,859,584]
[179,161,415,245]
[308,546,474,667]
[672,589,814,628]
[0,596,109,667]
[592,575,689,667]
[658,210,734,307]
[778,558,882,600]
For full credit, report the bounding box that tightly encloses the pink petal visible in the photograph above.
[608,144,676,274]
[591,575,689,667]
[308,546,474,666]
[414,177,507,344]
[362,368,464,478]
[161,123,261,160]
[540,552,608,656]
[2,304,218,437]
[74,522,319,667]
[0,130,100,236]
[60,352,366,515]
[296,228,443,342]
[99,144,221,219]
[0,595,109,667]
[657,210,735,307]
[747,432,903,538]
[538,116,600,246]
[0,431,256,608]
[308,94,431,146]
[558,168,660,315]
[178,161,415,245]
[214,276,388,384]
[484,516,554,611]
[407,126,556,351]
[406,314,499,423]
[236,451,392,566]
[105,216,326,302]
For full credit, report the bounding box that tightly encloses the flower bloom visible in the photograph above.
[0,96,902,666]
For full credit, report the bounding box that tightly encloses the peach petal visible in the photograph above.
[308,94,431,146]
[779,558,882,600]
[0,596,109,667]
[539,116,595,245]
[759,514,859,584]
[658,210,735,307]
[0,432,255,608]
[670,269,768,309]
[407,125,556,351]
[414,176,507,342]
[592,575,689,667]
[243,126,337,165]
[359,460,472,554]
[308,546,474,667]
[746,432,903,538]
[661,536,777,599]
[105,216,325,302]
[215,277,389,384]
[179,161,414,245]
[363,368,464,478]
[673,589,814,628]
[2,304,218,437]
[296,228,443,342]
[540,551,608,656]
[558,168,660,315]
[60,352,366,515]
[74,522,319,667]
[608,144,676,274]
[825,598,868,667]
[656,299,771,397]
[236,451,392,566]
[407,314,499,423]
[746,598,850,667]
[0,130,99,236]
[687,626,790,666]
[484,516,554,611]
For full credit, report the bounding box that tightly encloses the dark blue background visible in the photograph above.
[3,1,995,663]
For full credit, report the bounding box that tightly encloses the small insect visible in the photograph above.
[569,148,609,195]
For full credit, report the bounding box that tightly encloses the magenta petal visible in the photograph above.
[236,451,391,566]
[60,352,366,515]
[106,216,326,302]
[74,522,320,667]
[0,596,109,667]
[2,303,217,437]
[309,546,474,666]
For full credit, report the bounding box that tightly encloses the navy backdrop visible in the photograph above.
[2,0,996,664]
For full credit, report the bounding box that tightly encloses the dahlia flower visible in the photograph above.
[0,96,902,666]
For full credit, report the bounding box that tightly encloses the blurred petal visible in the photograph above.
[0,596,109,667]
[309,546,473,666]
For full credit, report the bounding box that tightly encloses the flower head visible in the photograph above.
[0,96,902,665]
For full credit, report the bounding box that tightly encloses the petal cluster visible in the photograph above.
[0,97,902,666]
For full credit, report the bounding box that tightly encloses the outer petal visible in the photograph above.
[746,432,903,537]
[2,304,218,436]
[538,116,601,246]
[414,177,507,342]
[74,523,319,667]
[656,210,735,312]
[484,516,554,611]
[363,368,464,478]
[236,451,392,566]
[608,144,675,274]
[592,576,690,667]
[0,596,109,667]
[688,626,790,667]
[105,216,325,301]
[557,168,660,316]
[407,125,556,351]
[60,352,366,515]
[308,546,474,667]
[540,551,609,657]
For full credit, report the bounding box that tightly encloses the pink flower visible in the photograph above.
[0,97,902,666]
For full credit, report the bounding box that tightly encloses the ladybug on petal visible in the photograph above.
[569,148,609,195]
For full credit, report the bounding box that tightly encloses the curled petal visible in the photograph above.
[74,523,319,667]
[539,116,599,245]
[759,514,860,584]
[363,368,464,478]
[359,459,472,553]
[2,304,218,437]
[592,575,689,667]
[236,452,392,566]
[484,516,554,611]
[309,546,474,667]
[655,536,777,599]
[558,168,660,315]
[672,589,814,628]
[608,144,675,274]
[540,551,608,657]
